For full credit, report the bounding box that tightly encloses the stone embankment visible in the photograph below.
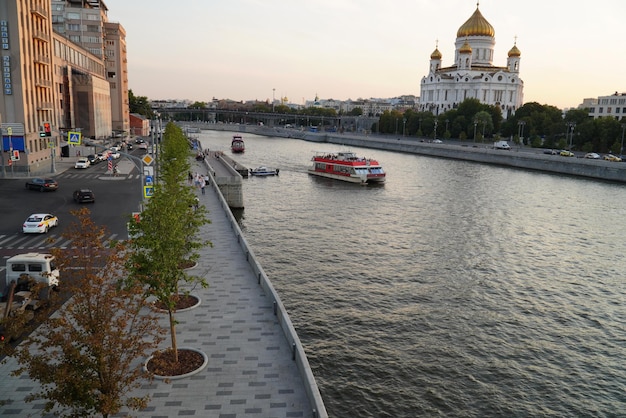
[182,122,626,184]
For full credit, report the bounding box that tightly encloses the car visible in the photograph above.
[106,150,121,159]
[138,142,148,150]
[110,146,120,152]
[73,189,95,203]
[25,177,58,192]
[604,154,622,162]
[584,153,600,159]
[75,157,91,168]
[87,154,101,165]
[543,149,558,155]
[135,138,145,144]
[22,213,59,234]
[560,150,575,157]
[432,139,443,144]
[96,152,106,162]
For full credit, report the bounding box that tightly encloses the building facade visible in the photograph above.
[0,0,127,175]
[584,92,626,120]
[419,4,523,119]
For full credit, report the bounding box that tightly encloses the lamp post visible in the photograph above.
[445,119,449,135]
[619,123,626,158]
[434,118,438,141]
[402,118,406,137]
[517,120,526,145]
[272,88,275,112]
[566,122,576,150]
[473,119,478,142]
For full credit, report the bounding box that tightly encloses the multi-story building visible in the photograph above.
[584,92,626,120]
[0,0,127,175]
[419,4,523,119]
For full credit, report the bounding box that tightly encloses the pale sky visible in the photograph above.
[103,0,626,110]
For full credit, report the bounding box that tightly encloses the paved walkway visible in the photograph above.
[0,156,318,417]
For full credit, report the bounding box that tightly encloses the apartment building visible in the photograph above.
[0,0,127,175]
[585,92,626,120]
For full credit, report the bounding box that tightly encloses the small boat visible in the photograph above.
[308,151,385,184]
[250,166,279,176]
[231,135,245,153]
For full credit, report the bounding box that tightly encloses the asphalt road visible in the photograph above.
[0,151,145,259]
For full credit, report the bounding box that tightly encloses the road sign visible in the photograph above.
[142,154,154,165]
[68,131,82,145]
[11,150,19,161]
[6,127,12,135]
[143,186,154,198]
[145,175,153,185]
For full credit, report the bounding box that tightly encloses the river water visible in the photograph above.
[198,130,626,417]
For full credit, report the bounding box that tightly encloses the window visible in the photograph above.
[28,264,43,272]
[11,264,26,272]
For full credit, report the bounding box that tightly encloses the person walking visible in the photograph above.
[200,176,206,195]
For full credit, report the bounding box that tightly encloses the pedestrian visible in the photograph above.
[200,176,206,195]
[188,171,193,185]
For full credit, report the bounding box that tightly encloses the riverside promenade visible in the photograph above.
[0,155,327,417]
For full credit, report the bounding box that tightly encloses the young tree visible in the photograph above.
[11,207,163,418]
[126,122,211,363]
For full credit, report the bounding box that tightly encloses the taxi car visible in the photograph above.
[22,213,59,234]
[603,154,622,162]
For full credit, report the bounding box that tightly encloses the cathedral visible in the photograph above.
[419,3,523,119]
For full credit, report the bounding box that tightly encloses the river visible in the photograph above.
[198,130,626,417]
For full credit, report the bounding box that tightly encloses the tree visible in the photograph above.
[11,208,163,418]
[129,89,155,118]
[126,122,211,363]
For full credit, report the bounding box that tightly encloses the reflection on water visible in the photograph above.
[199,130,626,417]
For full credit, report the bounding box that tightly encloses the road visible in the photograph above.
[0,150,145,260]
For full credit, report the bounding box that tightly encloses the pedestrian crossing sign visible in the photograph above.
[68,131,82,145]
[143,185,154,198]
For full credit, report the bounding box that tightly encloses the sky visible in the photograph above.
[104,0,626,110]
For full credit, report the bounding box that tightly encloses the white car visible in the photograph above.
[23,213,59,234]
[74,157,90,169]
[584,153,600,159]
[105,150,121,159]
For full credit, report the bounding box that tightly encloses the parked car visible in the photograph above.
[543,149,559,155]
[432,139,443,144]
[22,213,59,234]
[584,153,600,159]
[75,157,91,169]
[87,154,101,165]
[604,154,622,162]
[560,150,575,157]
[73,189,95,203]
[25,177,58,192]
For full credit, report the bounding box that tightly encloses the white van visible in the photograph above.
[3,253,60,298]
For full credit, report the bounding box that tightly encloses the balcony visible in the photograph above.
[34,55,51,65]
[32,30,50,42]
[35,78,52,88]
[31,5,47,19]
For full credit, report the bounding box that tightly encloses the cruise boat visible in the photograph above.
[308,151,386,184]
[250,166,279,176]
[231,135,245,153]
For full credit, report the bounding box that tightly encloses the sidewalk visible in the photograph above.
[0,156,320,417]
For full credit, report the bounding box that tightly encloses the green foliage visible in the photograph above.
[128,89,155,119]
[347,107,363,116]
[10,208,163,417]
[126,122,211,361]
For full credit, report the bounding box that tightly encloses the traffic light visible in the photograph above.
[43,122,52,137]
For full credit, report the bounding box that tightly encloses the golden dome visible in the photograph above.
[459,41,472,54]
[508,44,521,57]
[430,48,442,60]
[457,7,495,38]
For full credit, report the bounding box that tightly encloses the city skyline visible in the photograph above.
[104,0,626,109]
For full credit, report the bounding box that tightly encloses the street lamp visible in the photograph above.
[272,88,275,112]
[434,119,438,141]
[517,120,526,145]
[445,119,449,135]
[402,118,406,137]
[566,122,576,150]
[473,119,478,142]
[619,123,626,158]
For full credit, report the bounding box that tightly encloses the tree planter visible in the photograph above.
[179,260,198,270]
[145,347,208,380]
[152,294,201,313]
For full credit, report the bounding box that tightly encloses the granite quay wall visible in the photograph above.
[182,122,626,184]
[198,156,329,418]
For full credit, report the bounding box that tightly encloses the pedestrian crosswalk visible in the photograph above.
[0,233,124,259]
[53,171,141,180]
